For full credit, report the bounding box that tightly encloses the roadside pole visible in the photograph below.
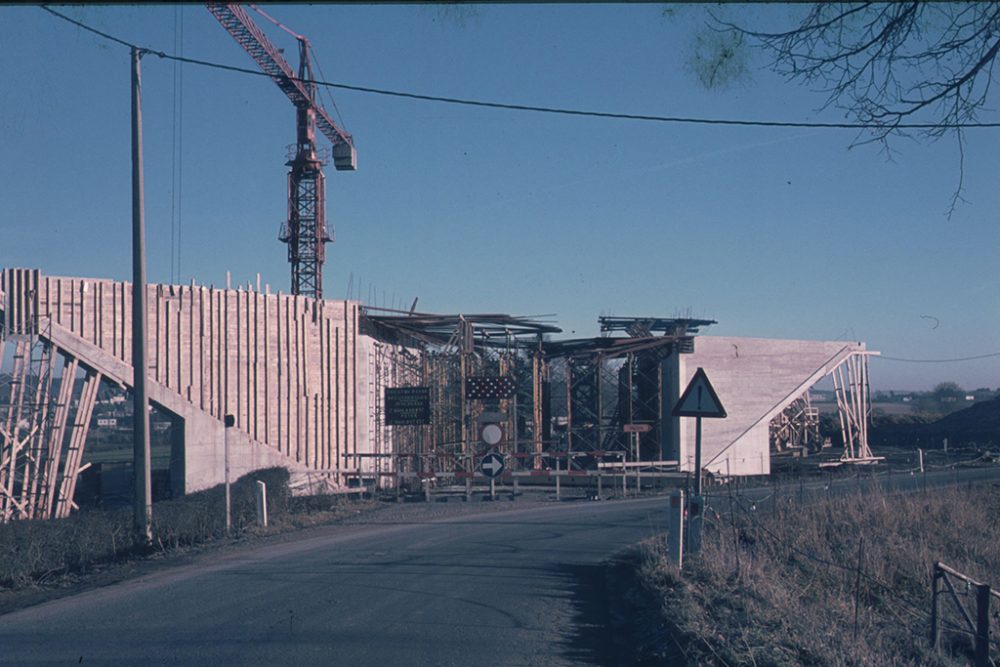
[672,368,726,555]
[694,416,703,496]
[130,46,152,546]
[224,414,234,535]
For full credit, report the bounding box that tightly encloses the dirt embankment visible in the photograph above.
[871,397,1000,448]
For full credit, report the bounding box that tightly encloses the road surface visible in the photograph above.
[1,496,668,666]
[4,466,996,666]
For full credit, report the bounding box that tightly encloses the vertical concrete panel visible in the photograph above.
[265,294,275,452]
[207,288,215,415]
[283,295,292,457]
[121,281,130,366]
[351,303,358,461]
[252,291,260,442]
[294,297,302,462]
[279,295,286,457]
[225,289,233,422]
[76,279,84,337]
[196,288,205,410]
[235,289,243,432]
[176,286,184,397]
[335,325,341,472]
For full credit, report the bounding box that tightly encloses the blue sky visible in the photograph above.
[1,4,997,391]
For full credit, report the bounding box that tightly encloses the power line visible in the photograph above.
[876,352,1000,363]
[41,6,1000,131]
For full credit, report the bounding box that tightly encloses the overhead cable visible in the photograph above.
[876,352,1000,363]
[42,6,1000,131]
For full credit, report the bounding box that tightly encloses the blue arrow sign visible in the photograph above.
[480,452,505,478]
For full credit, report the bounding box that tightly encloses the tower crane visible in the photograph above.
[208,4,356,299]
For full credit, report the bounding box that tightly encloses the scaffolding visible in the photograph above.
[362,312,716,484]
[770,393,821,453]
[0,324,101,522]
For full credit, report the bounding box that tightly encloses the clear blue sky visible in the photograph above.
[2,4,997,391]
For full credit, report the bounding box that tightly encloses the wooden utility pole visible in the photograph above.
[131,46,153,545]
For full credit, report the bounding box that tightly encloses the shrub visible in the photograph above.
[0,467,292,590]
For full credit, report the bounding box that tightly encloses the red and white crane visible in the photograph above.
[208,3,356,299]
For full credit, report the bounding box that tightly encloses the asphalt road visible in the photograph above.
[0,496,668,667]
[4,466,996,666]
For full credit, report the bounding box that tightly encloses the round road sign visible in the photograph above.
[480,452,505,479]
[480,423,503,446]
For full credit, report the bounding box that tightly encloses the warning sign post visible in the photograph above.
[672,368,727,555]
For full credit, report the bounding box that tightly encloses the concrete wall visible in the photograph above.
[2,268,380,494]
[670,336,867,476]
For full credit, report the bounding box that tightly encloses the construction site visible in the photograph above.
[0,5,882,522]
[0,266,880,521]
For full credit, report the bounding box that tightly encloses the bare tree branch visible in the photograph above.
[724,3,1000,136]
[712,3,1000,214]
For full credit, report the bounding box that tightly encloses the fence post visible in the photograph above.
[688,494,704,553]
[667,489,684,569]
[930,563,941,651]
[853,536,865,639]
[976,584,991,667]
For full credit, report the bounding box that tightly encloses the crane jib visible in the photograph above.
[209,3,356,170]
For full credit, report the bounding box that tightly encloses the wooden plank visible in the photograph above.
[56,369,101,518]
[21,345,56,518]
[42,357,78,519]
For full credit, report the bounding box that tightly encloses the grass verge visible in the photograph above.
[0,468,377,600]
[639,483,1000,666]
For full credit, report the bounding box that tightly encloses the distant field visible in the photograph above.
[814,400,918,416]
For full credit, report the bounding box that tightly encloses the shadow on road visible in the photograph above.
[559,554,676,666]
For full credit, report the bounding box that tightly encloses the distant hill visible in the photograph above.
[871,397,1000,448]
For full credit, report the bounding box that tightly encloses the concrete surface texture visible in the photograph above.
[1,268,380,495]
[670,335,868,476]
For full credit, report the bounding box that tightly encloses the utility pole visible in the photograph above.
[131,46,153,545]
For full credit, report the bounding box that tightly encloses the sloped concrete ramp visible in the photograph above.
[1,268,375,506]
[668,336,870,476]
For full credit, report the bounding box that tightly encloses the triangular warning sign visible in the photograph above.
[672,367,727,418]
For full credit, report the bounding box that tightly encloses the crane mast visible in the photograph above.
[208,4,356,299]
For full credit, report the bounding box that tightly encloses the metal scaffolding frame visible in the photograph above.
[362,310,561,484]
[770,393,821,453]
[362,312,716,482]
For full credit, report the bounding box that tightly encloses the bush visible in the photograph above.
[0,467,292,590]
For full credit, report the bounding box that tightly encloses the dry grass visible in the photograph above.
[641,483,1000,666]
[0,468,373,592]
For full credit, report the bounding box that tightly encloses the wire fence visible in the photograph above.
[689,463,1000,664]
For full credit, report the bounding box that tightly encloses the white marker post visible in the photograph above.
[672,368,727,554]
[255,480,268,527]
